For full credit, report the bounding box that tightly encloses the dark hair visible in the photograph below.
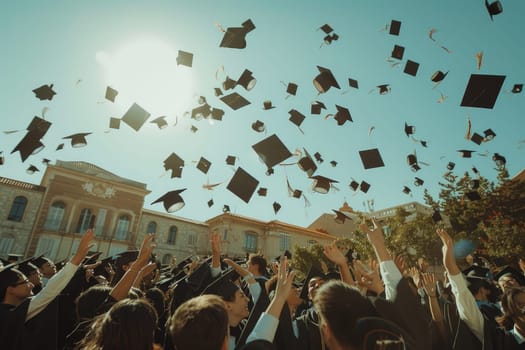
[80,298,158,350]
[169,294,228,350]
[249,254,267,275]
[145,287,166,319]
[314,280,379,348]
[0,269,25,301]
[75,285,112,320]
[497,286,525,330]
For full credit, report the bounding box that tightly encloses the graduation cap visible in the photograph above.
[0,256,38,287]
[151,189,186,213]
[377,84,391,95]
[252,120,266,133]
[463,265,491,279]
[483,129,496,141]
[414,177,424,186]
[310,175,338,194]
[32,84,56,100]
[458,150,475,158]
[359,148,385,169]
[273,202,282,214]
[214,87,223,96]
[196,157,211,174]
[109,117,121,130]
[485,0,503,20]
[348,78,359,89]
[16,260,39,276]
[286,82,298,96]
[105,86,118,102]
[494,266,525,287]
[314,152,324,163]
[236,69,256,91]
[220,92,251,110]
[431,70,448,83]
[492,153,506,167]
[0,152,4,166]
[223,205,231,213]
[299,265,338,301]
[403,60,419,76]
[330,160,337,167]
[202,268,241,301]
[252,134,292,169]
[334,105,352,125]
[471,179,480,190]
[333,210,350,224]
[176,50,193,67]
[349,180,359,191]
[222,76,237,91]
[404,122,415,137]
[151,116,168,129]
[324,33,339,45]
[289,109,306,129]
[389,20,401,35]
[26,165,39,174]
[447,162,455,171]
[298,148,317,177]
[226,167,259,203]
[63,133,91,148]
[121,103,151,131]
[83,252,102,265]
[391,45,405,60]
[406,152,420,172]
[470,133,484,145]
[11,117,51,162]
[360,181,371,193]
[114,251,140,270]
[431,209,442,223]
[263,100,275,110]
[164,153,184,178]
[226,155,236,166]
[311,101,326,115]
[402,186,412,195]
[460,74,506,109]
[257,187,267,197]
[7,254,22,263]
[313,66,340,93]
[512,84,523,93]
[219,19,256,49]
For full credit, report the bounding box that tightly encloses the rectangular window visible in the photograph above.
[0,237,15,255]
[35,237,59,259]
[245,234,257,252]
[280,234,291,251]
[223,229,228,241]
[187,232,197,246]
[94,209,106,236]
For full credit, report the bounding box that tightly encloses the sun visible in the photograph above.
[96,36,194,117]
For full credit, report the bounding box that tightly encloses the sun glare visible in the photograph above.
[96,36,194,117]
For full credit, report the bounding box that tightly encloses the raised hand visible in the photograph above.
[71,229,95,265]
[272,256,295,304]
[421,273,437,297]
[135,233,156,269]
[436,228,460,275]
[323,241,347,266]
[210,231,221,268]
[359,218,391,262]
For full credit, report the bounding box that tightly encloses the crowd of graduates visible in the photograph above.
[1,219,525,350]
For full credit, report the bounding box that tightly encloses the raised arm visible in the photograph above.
[110,233,155,301]
[323,241,355,285]
[210,231,222,278]
[27,229,94,320]
[436,228,484,342]
[223,258,261,303]
[421,272,447,341]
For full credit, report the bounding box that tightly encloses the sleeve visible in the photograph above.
[26,262,79,321]
[448,273,484,343]
[210,266,222,278]
[245,276,262,304]
[245,312,280,344]
[379,260,403,300]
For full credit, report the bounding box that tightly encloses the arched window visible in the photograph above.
[8,196,28,222]
[76,208,92,233]
[44,201,66,231]
[115,215,131,240]
[162,254,173,265]
[167,226,177,244]
[147,221,157,234]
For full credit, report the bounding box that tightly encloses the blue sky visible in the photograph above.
[1,0,523,228]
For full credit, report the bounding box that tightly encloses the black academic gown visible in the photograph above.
[296,307,324,350]
[0,300,30,350]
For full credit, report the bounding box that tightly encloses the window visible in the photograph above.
[382,225,391,236]
[244,233,257,252]
[44,201,65,231]
[167,226,177,244]
[147,221,157,234]
[0,237,15,255]
[76,208,93,233]
[35,237,58,258]
[280,234,291,251]
[187,231,197,246]
[8,196,27,222]
[308,239,318,247]
[162,254,173,265]
[223,228,228,241]
[114,215,131,240]
[94,209,107,236]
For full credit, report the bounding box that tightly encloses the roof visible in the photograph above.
[0,176,46,192]
[54,160,147,189]
[141,208,209,227]
[512,168,525,182]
